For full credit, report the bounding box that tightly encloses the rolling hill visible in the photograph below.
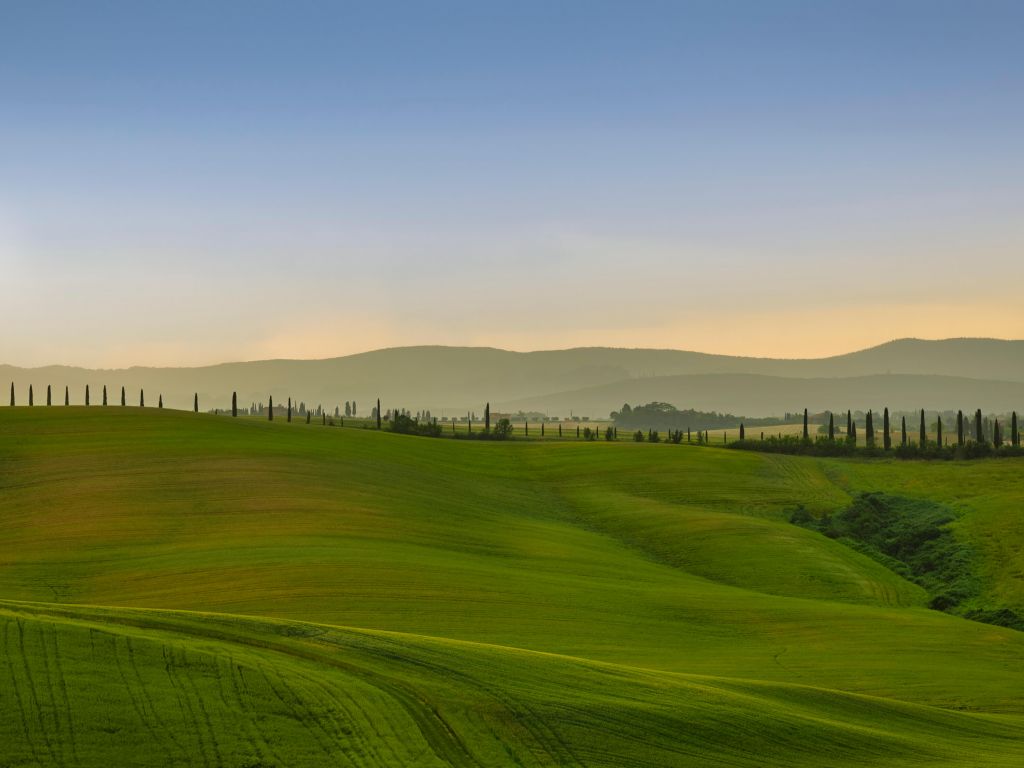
[3,337,1023,417]
[1,407,1022,765]
[499,372,1024,416]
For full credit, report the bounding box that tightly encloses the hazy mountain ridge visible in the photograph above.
[3,338,1022,416]
[498,372,1024,418]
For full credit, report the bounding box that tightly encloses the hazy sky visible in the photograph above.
[2,1,1023,367]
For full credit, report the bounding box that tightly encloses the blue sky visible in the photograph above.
[2,1,1022,366]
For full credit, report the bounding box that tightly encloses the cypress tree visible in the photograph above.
[802,409,809,440]
[65,386,70,406]
[269,395,274,420]
[828,412,834,441]
[525,419,529,436]
[541,422,545,436]
[306,411,311,424]
[85,385,90,406]
[957,410,964,446]
[883,408,891,450]
[994,420,1002,448]
[919,409,926,445]
[975,409,983,443]
[850,420,857,444]
[467,412,472,433]
[287,397,292,422]
[193,393,198,413]
[865,410,874,447]
[29,384,33,406]
[901,416,907,447]
[577,425,580,438]
[158,395,163,409]
[121,386,126,406]
[232,392,238,417]
[937,416,943,446]
[323,412,326,425]
[103,385,107,406]
[140,389,145,407]
[485,402,490,432]
[376,398,381,429]
[8,381,13,406]
[559,423,562,437]
[47,385,52,406]
[739,422,745,440]
[1013,411,1019,447]
[846,410,852,440]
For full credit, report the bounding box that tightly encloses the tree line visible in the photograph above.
[8,382,1022,459]
[611,402,789,431]
[729,407,1022,458]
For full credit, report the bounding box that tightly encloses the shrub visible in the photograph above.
[389,413,443,437]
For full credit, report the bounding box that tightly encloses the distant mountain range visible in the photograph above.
[3,338,1023,418]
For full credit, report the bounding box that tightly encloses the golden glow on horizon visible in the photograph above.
[2,302,1020,369]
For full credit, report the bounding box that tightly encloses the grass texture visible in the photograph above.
[0,407,1022,765]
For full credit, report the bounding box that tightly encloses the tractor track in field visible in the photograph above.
[215,655,279,766]
[48,623,79,765]
[161,644,213,768]
[3,620,45,767]
[36,621,71,766]
[1,602,538,768]
[111,633,181,765]
[16,618,61,765]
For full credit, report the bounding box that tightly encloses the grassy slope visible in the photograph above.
[1,408,1023,765]
[2,601,1023,768]
[820,458,1024,613]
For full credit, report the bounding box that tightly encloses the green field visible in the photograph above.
[1,408,1022,766]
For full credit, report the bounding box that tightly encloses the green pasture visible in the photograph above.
[0,407,1022,765]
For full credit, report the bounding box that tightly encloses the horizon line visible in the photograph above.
[2,336,1021,372]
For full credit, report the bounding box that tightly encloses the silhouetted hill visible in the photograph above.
[3,338,1022,416]
[498,373,1024,419]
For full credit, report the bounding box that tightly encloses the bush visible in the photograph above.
[455,417,513,440]
[389,413,442,437]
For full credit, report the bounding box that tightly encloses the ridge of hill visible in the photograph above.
[499,372,1024,417]
[2,337,1023,416]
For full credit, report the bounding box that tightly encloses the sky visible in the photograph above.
[2,0,1023,367]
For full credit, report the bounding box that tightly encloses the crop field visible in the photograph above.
[0,407,1022,766]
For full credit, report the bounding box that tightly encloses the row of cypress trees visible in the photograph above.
[746,406,1020,448]
[10,381,1022,450]
[8,384,316,422]
[8,383,172,409]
